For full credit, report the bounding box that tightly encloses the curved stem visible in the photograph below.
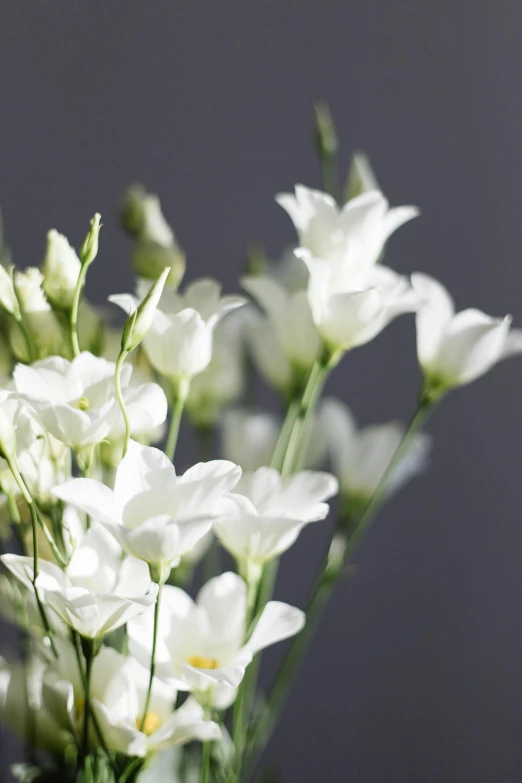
[165,380,189,462]
[70,264,89,357]
[115,351,132,458]
[140,581,163,732]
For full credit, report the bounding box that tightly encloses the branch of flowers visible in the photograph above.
[248,387,439,761]
[165,378,190,462]
[114,351,132,458]
[139,579,163,733]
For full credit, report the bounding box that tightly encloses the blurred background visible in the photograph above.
[1,2,522,781]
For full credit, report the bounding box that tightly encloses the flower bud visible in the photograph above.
[0,265,21,320]
[121,267,170,353]
[42,229,81,309]
[344,151,379,202]
[79,213,102,267]
[313,102,338,161]
[0,394,16,458]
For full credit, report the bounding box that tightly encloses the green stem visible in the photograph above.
[140,581,163,732]
[80,639,94,769]
[70,263,89,358]
[200,730,212,783]
[15,316,35,363]
[320,156,337,201]
[165,380,189,462]
[72,632,111,759]
[115,351,132,458]
[250,390,437,761]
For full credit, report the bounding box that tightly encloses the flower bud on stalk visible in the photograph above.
[69,214,102,358]
[80,213,102,268]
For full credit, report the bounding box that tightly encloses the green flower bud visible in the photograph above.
[79,213,102,267]
[313,102,339,161]
[121,267,170,353]
[344,151,379,203]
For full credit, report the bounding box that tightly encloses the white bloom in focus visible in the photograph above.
[128,572,305,709]
[111,278,246,383]
[214,467,337,573]
[301,257,419,352]
[412,273,522,389]
[53,440,241,578]
[13,352,167,452]
[320,398,431,504]
[276,185,418,278]
[2,550,156,639]
[42,229,81,309]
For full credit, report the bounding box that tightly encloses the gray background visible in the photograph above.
[1,2,522,781]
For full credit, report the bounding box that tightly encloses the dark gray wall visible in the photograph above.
[1,2,522,781]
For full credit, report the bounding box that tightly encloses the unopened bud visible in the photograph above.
[313,102,339,161]
[0,265,21,320]
[344,151,379,202]
[121,267,170,353]
[79,213,102,267]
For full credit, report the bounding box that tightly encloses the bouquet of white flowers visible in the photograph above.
[0,106,519,783]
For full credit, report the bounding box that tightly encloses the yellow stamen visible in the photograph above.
[187,654,219,670]
[77,396,90,411]
[136,711,162,736]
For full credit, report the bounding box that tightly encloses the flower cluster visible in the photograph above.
[0,119,519,783]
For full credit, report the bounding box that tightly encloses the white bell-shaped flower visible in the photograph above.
[111,278,245,383]
[412,273,522,389]
[53,440,241,578]
[214,467,337,574]
[320,398,431,504]
[128,572,305,709]
[13,352,167,452]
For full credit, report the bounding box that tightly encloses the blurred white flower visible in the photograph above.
[13,352,167,452]
[111,278,245,384]
[53,440,241,579]
[2,550,157,639]
[214,467,337,575]
[128,572,304,709]
[320,398,431,504]
[42,229,81,309]
[0,264,21,319]
[412,273,522,389]
[12,267,64,359]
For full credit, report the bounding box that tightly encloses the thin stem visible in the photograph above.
[250,391,437,761]
[320,156,337,201]
[165,380,189,462]
[200,730,212,783]
[115,351,132,458]
[119,757,144,783]
[140,581,163,732]
[80,640,94,770]
[70,263,89,357]
[15,316,34,363]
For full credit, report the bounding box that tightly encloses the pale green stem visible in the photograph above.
[250,392,437,760]
[15,316,35,363]
[70,263,89,357]
[200,729,212,783]
[115,350,132,458]
[165,380,189,462]
[72,631,111,759]
[140,581,163,732]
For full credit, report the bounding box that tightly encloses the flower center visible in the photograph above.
[187,654,219,670]
[136,711,162,736]
[77,396,90,411]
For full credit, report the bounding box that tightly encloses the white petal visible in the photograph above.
[243,601,305,655]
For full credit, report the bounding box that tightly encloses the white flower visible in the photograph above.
[411,273,522,389]
[0,264,21,319]
[42,229,82,309]
[185,310,246,426]
[320,398,431,504]
[39,641,220,757]
[12,267,63,359]
[128,572,305,709]
[242,273,321,377]
[214,467,337,573]
[53,440,241,577]
[301,257,419,352]
[111,278,245,383]
[13,352,167,452]
[2,551,157,639]
[276,185,419,278]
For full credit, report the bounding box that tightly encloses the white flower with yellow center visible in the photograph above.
[128,572,305,709]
